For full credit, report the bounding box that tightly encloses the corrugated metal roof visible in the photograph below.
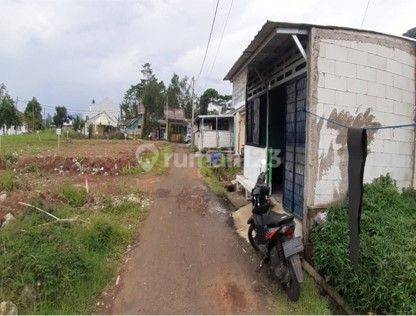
[224,20,416,81]
[196,114,234,119]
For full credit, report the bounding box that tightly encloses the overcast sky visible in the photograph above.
[1,0,415,114]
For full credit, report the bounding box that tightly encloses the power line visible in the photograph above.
[16,97,92,114]
[305,108,416,130]
[209,0,233,76]
[196,0,220,83]
[360,0,370,28]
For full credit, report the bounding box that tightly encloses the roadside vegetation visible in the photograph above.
[0,170,17,192]
[0,130,58,156]
[311,174,416,314]
[0,186,148,314]
[121,142,172,175]
[200,155,241,196]
[275,276,330,314]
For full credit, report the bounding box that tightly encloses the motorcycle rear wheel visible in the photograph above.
[284,265,300,301]
[248,223,260,251]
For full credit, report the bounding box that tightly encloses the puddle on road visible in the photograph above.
[176,186,228,216]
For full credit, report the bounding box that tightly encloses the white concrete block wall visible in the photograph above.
[202,131,218,149]
[314,32,415,205]
[218,131,233,148]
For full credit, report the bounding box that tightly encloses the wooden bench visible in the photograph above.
[236,174,256,199]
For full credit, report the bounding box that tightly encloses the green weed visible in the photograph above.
[200,155,240,196]
[0,170,17,191]
[311,174,416,314]
[275,276,330,314]
[0,196,147,314]
[58,185,88,207]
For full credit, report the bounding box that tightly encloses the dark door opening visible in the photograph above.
[268,86,286,197]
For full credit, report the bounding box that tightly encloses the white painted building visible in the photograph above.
[83,97,119,137]
[194,114,234,151]
[225,21,416,237]
[0,124,28,135]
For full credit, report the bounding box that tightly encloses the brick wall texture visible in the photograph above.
[314,31,415,205]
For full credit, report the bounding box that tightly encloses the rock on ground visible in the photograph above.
[0,301,18,315]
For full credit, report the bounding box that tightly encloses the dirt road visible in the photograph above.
[103,145,276,314]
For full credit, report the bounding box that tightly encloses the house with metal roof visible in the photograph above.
[225,21,416,237]
[194,113,235,151]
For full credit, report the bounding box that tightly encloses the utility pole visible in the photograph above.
[190,77,195,147]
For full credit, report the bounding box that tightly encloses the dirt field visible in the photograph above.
[0,139,165,219]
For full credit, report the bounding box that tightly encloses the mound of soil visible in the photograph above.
[17,155,138,175]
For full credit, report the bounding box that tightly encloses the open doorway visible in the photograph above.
[268,86,286,201]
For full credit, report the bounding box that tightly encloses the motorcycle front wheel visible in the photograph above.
[284,265,300,301]
[248,223,260,251]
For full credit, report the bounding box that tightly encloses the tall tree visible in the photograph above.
[198,88,231,115]
[53,106,68,128]
[120,84,141,120]
[45,113,53,128]
[167,73,181,109]
[24,97,43,131]
[0,84,21,133]
[178,76,193,119]
[72,114,85,132]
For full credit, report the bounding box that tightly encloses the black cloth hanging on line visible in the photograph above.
[347,128,367,264]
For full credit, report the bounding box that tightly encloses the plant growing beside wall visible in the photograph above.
[311,174,416,314]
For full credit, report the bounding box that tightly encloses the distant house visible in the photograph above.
[120,116,142,137]
[0,124,28,136]
[157,108,188,142]
[83,98,120,137]
[84,111,118,137]
[119,99,145,137]
[194,114,234,151]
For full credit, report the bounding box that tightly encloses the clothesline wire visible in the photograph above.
[303,108,416,131]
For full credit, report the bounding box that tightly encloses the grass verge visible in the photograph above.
[200,155,241,196]
[275,275,330,314]
[311,174,416,314]
[0,189,148,314]
[0,130,57,156]
[121,142,173,175]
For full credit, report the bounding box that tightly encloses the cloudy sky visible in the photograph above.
[0,0,415,114]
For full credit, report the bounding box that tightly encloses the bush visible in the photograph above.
[311,175,416,314]
[59,185,88,207]
[0,170,17,191]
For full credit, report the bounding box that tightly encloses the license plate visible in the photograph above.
[283,237,304,258]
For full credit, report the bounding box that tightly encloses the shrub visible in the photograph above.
[59,185,88,207]
[0,170,17,191]
[311,174,416,314]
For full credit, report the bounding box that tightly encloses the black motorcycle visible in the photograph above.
[247,171,304,301]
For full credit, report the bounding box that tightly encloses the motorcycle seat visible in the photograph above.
[263,211,294,226]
